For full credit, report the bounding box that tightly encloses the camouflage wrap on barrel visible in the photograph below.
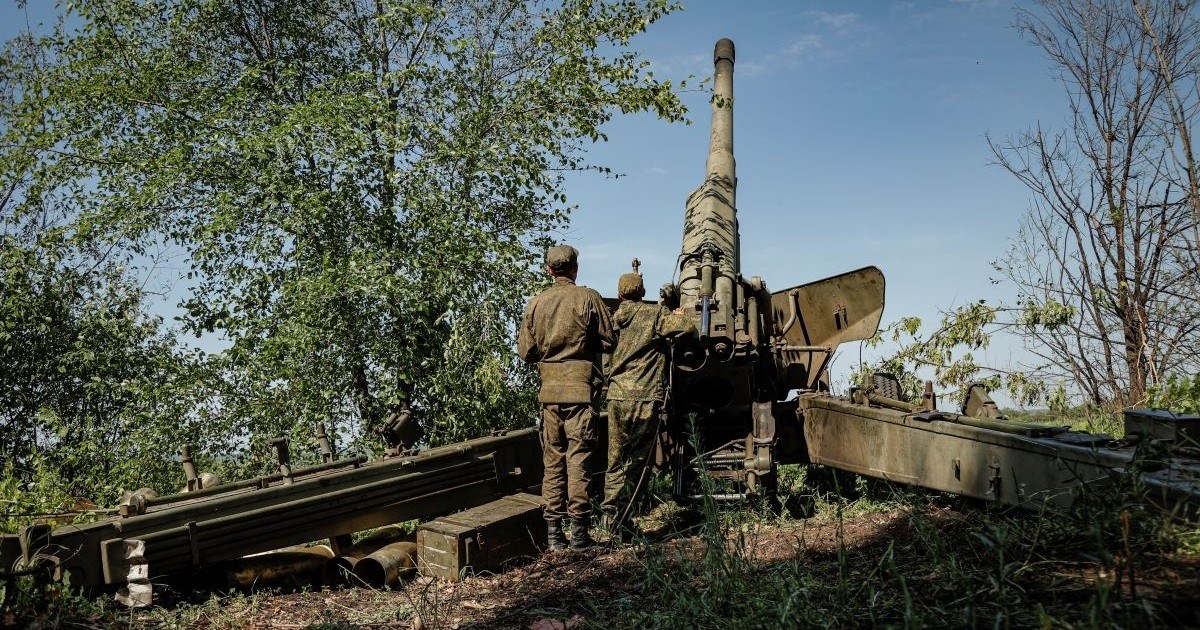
[678,38,738,342]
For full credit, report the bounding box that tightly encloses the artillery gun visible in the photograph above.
[653,39,1200,519]
[657,38,885,500]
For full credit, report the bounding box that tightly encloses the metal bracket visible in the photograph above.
[986,462,1002,500]
[269,437,294,485]
[187,521,201,567]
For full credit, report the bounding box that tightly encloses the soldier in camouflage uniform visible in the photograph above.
[518,245,615,551]
[603,273,695,539]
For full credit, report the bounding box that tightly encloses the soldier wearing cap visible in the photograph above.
[518,245,615,551]
[603,272,695,540]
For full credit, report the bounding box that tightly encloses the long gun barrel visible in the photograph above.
[679,39,740,356]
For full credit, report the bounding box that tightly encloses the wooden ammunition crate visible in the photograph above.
[417,493,545,581]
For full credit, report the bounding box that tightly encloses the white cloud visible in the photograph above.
[651,9,870,80]
[737,60,770,76]
[644,166,668,175]
[758,10,870,73]
[784,34,823,56]
[649,54,708,79]
[813,11,860,31]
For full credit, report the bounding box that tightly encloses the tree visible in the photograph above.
[1,0,685,480]
[859,303,1063,411]
[989,0,1200,406]
[1,27,217,505]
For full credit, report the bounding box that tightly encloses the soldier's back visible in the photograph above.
[608,301,671,401]
[525,280,605,364]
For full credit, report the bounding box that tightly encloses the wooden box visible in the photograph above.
[417,493,545,581]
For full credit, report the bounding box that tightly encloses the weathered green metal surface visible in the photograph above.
[14,428,541,592]
[417,492,545,582]
[770,267,886,391]
[800,394,1200,512]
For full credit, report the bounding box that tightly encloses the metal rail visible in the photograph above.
[800,394,1200,513]
[2,428,541,594]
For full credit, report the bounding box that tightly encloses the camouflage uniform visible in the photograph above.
[603,275,696,523]
[517,248,614,526]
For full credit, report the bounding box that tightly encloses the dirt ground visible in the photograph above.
[124,503,1200,629]
[157,509,930,629]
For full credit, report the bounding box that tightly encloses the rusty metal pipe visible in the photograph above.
[149,463,490,562]
[353,541,418,587]
[130,454,495,530]
[269,437,294,485]
[137,465,500,576]
[225,544,333,589]
[700,258,715,298]
[328,526,411,583]
[777,345,832,353]
[140,460,493,551]
[29,428,540,591]
[143,456,368,512]
[746,284,760,344]
[316,422,334,463]
[779,289,801,337]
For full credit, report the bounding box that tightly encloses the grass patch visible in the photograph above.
[1005,405,1126,437]
[581,464,1200,629]
[2,572,118,628]
[7,459,1200,628]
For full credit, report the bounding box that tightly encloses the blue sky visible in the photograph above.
[2,1,1069,399]
[561,1,1066,391]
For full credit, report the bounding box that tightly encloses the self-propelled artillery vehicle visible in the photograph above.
[3,38,1200,607]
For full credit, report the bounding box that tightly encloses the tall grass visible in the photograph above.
[5,440,1198,628]
[590,460,1195,629]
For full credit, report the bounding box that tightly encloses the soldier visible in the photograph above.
[517,245,615,551]
[603,272,695,540]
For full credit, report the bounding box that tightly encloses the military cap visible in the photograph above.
[618,273,645,298]
[545,244,579,273]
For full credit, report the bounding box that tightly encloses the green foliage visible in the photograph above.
[1,573,118,629]
[0,228,208,506]
[1018,296,1075,329]
[1003,403,1125,436]
[860,303,1060,408]
[1147,374,1200,414]
[1,0,686,494]
[0,455,76,534]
